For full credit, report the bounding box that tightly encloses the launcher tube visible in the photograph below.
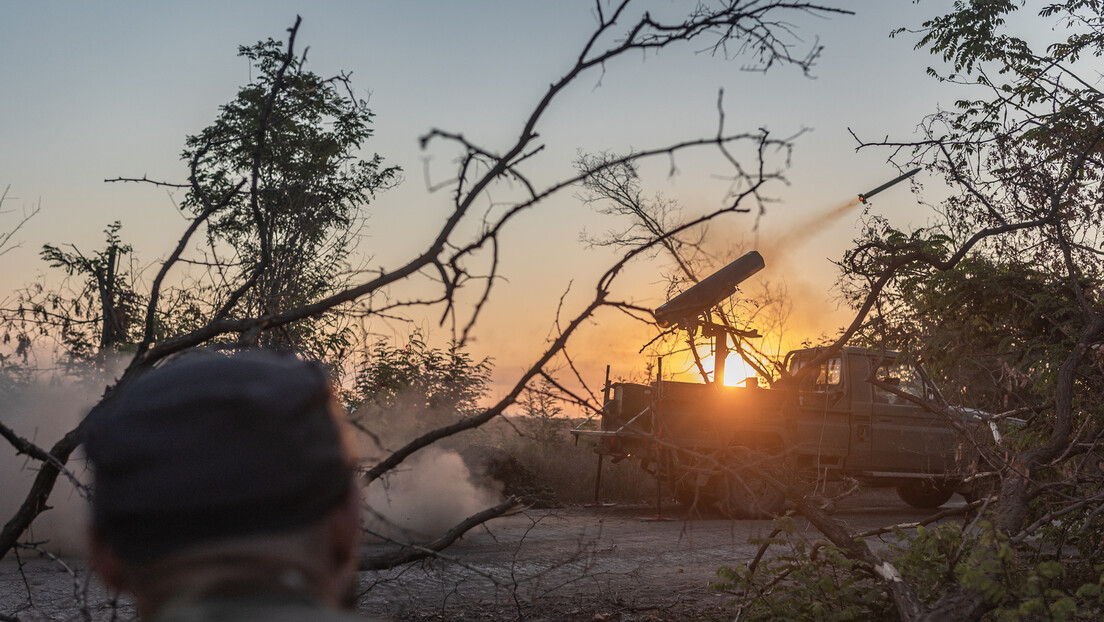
[653,251,765,327]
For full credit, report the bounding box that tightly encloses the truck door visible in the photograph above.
[790,354,851,470]
[868,362,956,473]
[845,354,874,471]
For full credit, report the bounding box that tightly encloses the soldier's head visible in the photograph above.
[83,350,361,616]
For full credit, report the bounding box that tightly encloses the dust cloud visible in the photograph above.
[352,395,504,543]
[361,446,501,542]
[0,378,97,557]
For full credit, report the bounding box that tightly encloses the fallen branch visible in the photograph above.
[360,497,525,570]
[853,501,982,540]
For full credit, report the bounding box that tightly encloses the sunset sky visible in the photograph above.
[1,1,1042,399]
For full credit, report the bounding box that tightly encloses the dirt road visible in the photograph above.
[357,490,964,620]
[1,490,963,621]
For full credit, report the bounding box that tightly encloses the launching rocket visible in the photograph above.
[858,168,921,204]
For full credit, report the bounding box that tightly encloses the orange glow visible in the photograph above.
[682,350,758,387]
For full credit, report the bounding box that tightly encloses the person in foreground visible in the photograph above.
[84,350,374,621]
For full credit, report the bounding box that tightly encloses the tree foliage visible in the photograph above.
[39,222,141,358]
[862,254,1094,413]
[352,332,491,417]
[182,36,399,350]
[0,222,141,378]
[0,186,39,394]
[518,377,567,447]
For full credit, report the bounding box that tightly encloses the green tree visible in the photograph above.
[518,377,566,447]
[0,185,38,394]
[182,35,399,351]
[1,222,141,376]
[39,222,140,360]
[352,333,491,417]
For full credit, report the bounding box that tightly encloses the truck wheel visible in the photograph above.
[716,448,786,519]
[896,480,954,509]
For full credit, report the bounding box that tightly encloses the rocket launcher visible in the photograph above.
[653,251,765,328]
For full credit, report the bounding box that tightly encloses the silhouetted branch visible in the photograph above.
[360,497,524,570]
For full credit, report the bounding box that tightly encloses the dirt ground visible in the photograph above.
[1,490,963,621]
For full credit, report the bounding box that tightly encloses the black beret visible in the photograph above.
[84,350,355,562]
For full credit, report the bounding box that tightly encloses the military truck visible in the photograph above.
[571,251,992,517]
[573,346,987,517]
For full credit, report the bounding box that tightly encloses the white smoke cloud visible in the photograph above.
[362,446,502,542]
[0,377,97,557]
[351,394,505,543]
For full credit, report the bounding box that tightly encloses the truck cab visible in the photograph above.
[786,348,961,493]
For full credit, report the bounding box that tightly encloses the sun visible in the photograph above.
[692,351,758,387]
[722,354,758,387]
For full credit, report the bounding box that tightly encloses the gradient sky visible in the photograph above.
[1,1,1035,394]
